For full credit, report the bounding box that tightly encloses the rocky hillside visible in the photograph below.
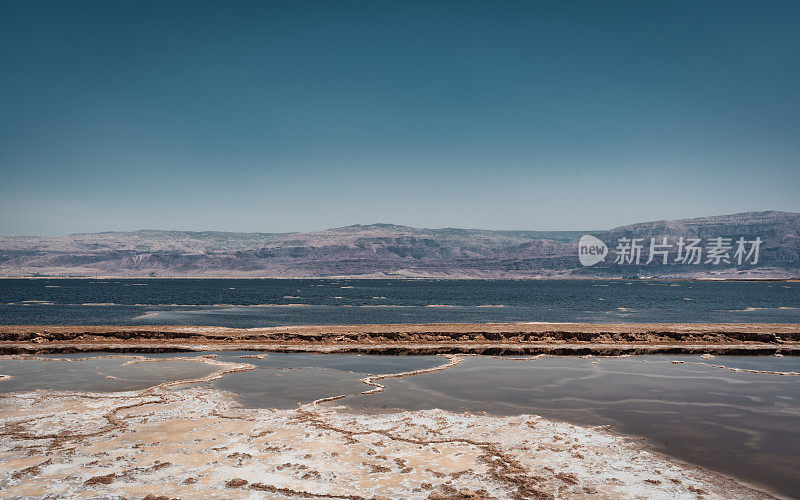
[1,212,797,278]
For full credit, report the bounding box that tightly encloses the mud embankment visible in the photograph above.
[1,323,799,356]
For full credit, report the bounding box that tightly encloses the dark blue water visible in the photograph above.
[0,278,798,326]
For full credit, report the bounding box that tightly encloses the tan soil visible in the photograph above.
[0,387,773,499]
[1,323,799,356]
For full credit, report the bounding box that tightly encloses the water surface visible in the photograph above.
[1,278,798,325]
[337,355,800,498]
[0,356,219,392]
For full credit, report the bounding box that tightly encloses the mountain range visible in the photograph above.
[1,211,798,278]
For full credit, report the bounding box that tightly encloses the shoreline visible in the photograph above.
[2,388,774,499]
[2,322,799,356]
[0,353,780,499]
[2,276,799,281]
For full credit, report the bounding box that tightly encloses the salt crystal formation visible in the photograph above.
[0,385,768,499]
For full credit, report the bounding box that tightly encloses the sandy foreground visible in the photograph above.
[0,353,777,499]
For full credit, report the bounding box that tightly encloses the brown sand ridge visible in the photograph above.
[1,323,799,356]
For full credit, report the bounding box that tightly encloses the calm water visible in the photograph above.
[337,355,800,498]
[2,352,799,497]
[214,351,444,373]
[1,352,444,406]
[1,278,798,326]
[0,356,219,392]
[208,352,445,408]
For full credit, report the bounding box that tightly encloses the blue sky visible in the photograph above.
[1,1,798,235]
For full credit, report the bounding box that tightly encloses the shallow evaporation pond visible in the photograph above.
[214,351,446,374]
[5,351,800,496]
[203,352,449,408]
[688,354,800,372]
[209,367,368,408]
[37,351,213,360]
[333,354,800,498]
[172,352,447,408]
[0,356,220,393]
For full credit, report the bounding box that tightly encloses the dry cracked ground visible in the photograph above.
[0,355,773,500]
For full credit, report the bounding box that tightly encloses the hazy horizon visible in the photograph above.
[1,209,797,238]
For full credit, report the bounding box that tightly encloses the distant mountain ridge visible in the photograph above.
[1,211,798,278]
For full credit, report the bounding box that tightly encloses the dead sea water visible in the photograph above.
[1,278,799,325]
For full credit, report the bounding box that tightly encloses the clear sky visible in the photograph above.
[1,1,798,235]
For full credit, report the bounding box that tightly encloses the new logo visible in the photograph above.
[578,235,608,267]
